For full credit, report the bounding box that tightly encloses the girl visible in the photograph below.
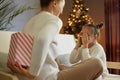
[70,23,109,80]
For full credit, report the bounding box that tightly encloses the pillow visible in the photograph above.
[58,53,72,66]
[0,51,11,73]
[0,31,15,73]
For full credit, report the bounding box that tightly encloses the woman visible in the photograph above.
[70,23,109,79]
[8,0,103,80]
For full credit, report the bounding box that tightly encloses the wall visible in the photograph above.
[8,0,40,31]
[8,0,73,31]
[7,0,106,50]
[60,0,73,27]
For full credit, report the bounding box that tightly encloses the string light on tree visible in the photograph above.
[63,0,94,38]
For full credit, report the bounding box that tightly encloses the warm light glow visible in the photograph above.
[73,9,76,12]
[86,8,89,11]
[64,0,94,39]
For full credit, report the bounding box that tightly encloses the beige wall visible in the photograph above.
[60,0,73,26]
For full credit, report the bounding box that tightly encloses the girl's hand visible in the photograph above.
[81,33,89,48]
[79,28,89,48]
[74,32,82,49]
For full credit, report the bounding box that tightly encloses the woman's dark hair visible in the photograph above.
[40,0,53,8]
[84,23,103,37]
[40,0,62,8]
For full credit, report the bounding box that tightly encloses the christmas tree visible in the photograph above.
[63,0,94,38]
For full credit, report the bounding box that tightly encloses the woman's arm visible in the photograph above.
[7,62,35,79]
[29,18,62,76]
[70,31,85,64]
[8,21,60,79]
[8,17,62,78]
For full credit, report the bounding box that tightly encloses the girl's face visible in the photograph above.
[53,0,65,16]
[80,26,96,44]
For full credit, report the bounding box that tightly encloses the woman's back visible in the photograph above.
[22,11,62,80]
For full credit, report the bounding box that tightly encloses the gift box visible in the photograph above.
[7,32,34,68]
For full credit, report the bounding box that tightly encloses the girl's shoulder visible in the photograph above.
[90,42,104,51]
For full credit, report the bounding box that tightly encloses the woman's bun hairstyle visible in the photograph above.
[84,22,103,37]
[96,22,103,30]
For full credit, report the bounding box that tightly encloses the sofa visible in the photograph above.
[0,31,18,80]
[0,31,120,80]
[0,31,76,80]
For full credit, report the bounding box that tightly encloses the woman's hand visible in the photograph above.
[59,64,69,70]
[7,62,35,79]
[55,58,69,70]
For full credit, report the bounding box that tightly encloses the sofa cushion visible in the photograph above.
[0,71,18,80]
[0,31,16,72]
[0,31,16,54]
